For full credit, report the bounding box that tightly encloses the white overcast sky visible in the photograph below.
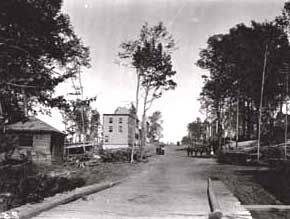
[39,0,285,142]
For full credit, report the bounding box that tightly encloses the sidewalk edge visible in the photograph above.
[2,180,121,219]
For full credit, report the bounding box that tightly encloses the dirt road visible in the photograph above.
[33,146,216,219]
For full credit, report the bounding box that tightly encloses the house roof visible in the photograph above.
[114,107,130,114]
[103,113,138,121]
[6,117,64,134]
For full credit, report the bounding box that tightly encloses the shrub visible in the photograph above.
[0,134,18,162]
[0,163,85,212]
[217,151,249,165]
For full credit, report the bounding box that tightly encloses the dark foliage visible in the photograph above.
[99,149,131,162]
[0,0,90,122]
[197,20,290,142]
[0,163,85,211]
[0,134,18,160]
[254,167,290,204]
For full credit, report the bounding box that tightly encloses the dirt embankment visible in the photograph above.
[209,163,290,219]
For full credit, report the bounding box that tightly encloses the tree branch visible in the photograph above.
[5,82,39,88]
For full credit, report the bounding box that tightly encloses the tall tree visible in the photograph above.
[119,22,177,160]
[0,0,90,123]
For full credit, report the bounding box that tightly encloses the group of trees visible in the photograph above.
[0,1,176,160]
[197,1,290,146]
[0,0,103,145]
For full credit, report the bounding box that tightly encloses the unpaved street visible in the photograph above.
[34,146,216,219]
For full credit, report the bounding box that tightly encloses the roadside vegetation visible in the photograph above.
[0,146,155,212]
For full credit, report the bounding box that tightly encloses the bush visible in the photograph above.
[0,134,18,161]
[99,149,131,162]
[0,163,85,212]
[217,151,249,165]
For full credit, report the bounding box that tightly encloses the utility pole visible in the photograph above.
[284,63,289,160]
[257,43,268,161]
[233,80,239,148]
[78,65,85,142]
[0,102,4,133]
[236,93,239,148]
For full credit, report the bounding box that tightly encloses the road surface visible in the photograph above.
[34,146,216,219]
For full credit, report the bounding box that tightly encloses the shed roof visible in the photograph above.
[6,117,64,134]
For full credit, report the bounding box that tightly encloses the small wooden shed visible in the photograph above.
[6,117,65,164]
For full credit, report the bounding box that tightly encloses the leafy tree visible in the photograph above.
[187,118,206,144]
[119,22,177,160]
[0,0,90,123]
[89,109,101,143]
[181,136,191,146]
[133,24,177,157]
[148,111,163,143]
[62,97,97,142]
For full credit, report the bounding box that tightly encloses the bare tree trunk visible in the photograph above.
[285,69,289,160]
[130,69,141,163]
[257,43,268,161]
[215,99,222,151]
[0,101,4,133]
[140,88,149,160]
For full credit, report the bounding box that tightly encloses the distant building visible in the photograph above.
[103,107,139,150]
[6,117,65,164]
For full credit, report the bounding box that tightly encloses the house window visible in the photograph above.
[119,117,123,124]
[19,134,33,147]
[109,117,113,123]
[105,136,109,143]
[119,125,123,133]
[109,126,113,132]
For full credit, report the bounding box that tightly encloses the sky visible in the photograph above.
[39,0,285,143]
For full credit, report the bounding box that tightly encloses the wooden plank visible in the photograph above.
[209,179,253,218]
[244,205,290,211]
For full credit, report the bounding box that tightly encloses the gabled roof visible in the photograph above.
[6,117,64,134]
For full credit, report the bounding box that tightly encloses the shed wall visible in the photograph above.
[32,134,52,164]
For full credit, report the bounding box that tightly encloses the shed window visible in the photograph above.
[19,134,33,147]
